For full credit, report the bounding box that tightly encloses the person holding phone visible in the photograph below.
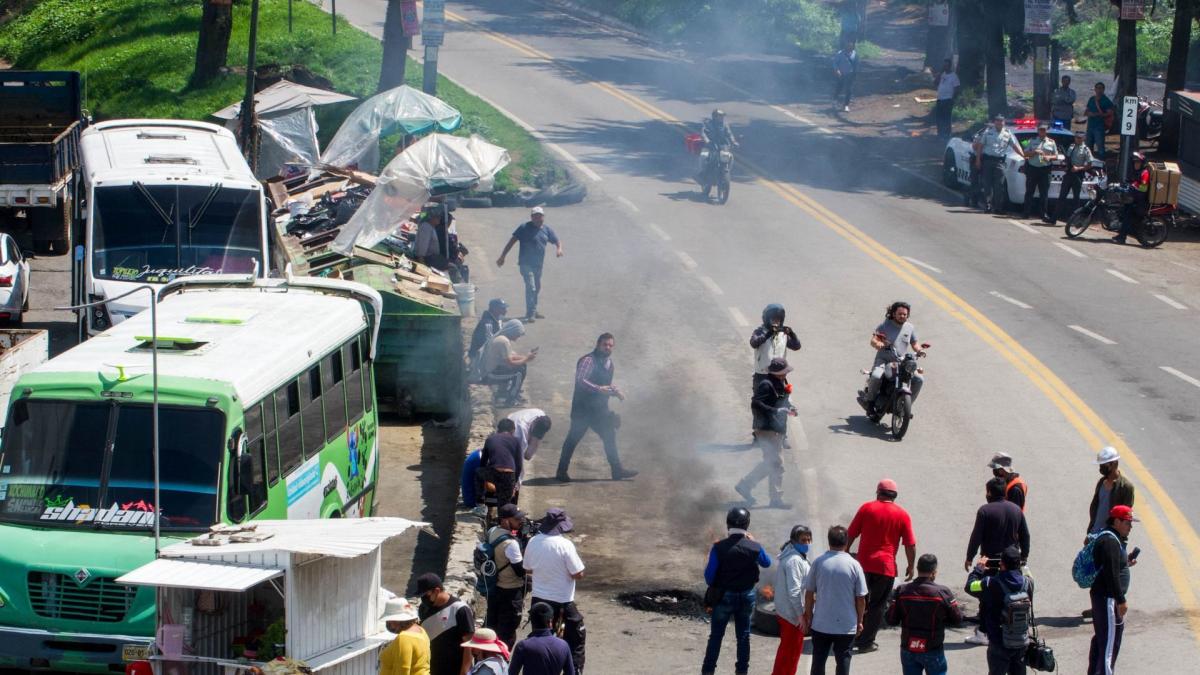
[1089,505,1139,675]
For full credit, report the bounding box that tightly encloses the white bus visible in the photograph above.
[77,119,269,333]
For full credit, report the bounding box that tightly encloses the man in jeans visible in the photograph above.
[496,206,563,323]
[846,478,917,654]
[524,509,586,673]
[701,507,771,675]
[803,525,868,675]
[886,554,963,675]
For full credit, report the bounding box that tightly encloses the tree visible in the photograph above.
[956,1,986,90]
[1115,16,1138,100]
[191,0,234,88]
[379,0,411,92]
[1161,0,1194,150]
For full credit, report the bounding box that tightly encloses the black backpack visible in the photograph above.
[996,576,1031,650]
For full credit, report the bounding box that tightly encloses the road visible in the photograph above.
[334,0,1200,671]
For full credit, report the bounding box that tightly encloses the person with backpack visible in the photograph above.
[886,554,963,675]
[481,504,529,649]
[1088,505,1138,675]
[964,478,1030,646]
[966,546,1033,675]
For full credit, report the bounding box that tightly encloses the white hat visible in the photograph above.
[381,597,419,623]
[1095,446,1120,465]
[531,206,545,215]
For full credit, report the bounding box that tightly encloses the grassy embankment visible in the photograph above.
[0,0,555,190]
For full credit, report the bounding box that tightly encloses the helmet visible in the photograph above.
[761,303,785,326]
[712,108,725,119]
[886,301,911,320]
[1132,151,1146,163]
[726,507,750,530]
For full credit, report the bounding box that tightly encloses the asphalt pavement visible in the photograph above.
[253,0,1200,670]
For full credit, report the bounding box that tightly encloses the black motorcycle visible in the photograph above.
[857,345,928,440]
[699,143,733,204]
[1064,183,1169,248]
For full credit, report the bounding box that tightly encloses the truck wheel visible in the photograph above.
[50,196,72,254]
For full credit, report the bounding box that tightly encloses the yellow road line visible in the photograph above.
[446,7,1200,633]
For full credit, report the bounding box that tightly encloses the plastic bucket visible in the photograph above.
[453,283,476,316]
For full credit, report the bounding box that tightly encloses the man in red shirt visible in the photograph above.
[846,478,917,654]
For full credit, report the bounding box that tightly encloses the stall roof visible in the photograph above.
[159,517,427,560]
[116,558,283,591]
[212,80,356,119]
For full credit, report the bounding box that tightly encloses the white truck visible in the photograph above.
[0,329,49,431]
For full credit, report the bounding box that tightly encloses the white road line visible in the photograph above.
[769,104,813,125]
[676,250,698,270]
[817,126,836,135]
[1007,219,1042,235]
[1106,269,1140,284]
[1171,260,1200,273]
[616,195,640,212]
[545,142,603,182]
[1154,294,1189,310]
[647,222,671,241]
[1161,366,1200,389]
[728,306,751,327]
[990,291,1033,309]
[1068,325,1118,345]
[698,275,724,296]
[902,256,943,274]
[1054,242,1088,258]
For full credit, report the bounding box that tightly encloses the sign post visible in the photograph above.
[1119,95,1138,182]
[422,0,445,96]
[1025,1,1053,119]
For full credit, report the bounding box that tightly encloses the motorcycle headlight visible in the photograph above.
[902,359,918,375]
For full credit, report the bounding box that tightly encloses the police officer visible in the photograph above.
[1021,123,1058,223]
[701,507,771,675]
[972,115,1024,213]
[1053,129,1094,224]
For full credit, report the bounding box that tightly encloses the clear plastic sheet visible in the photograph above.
[319,85,462,172]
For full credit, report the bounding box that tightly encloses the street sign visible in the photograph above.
[1024,0,1053,35]
[401,0,420,37]
[1120,0,1146,21]
[1121,96,1138,136]
[928,2,949,27]
[423,0,445,47]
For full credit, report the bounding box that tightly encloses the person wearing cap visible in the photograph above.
[480,319,536,406]
[462,628,510,675]
[771,524,812,675]
[803,525,868,675]
[496,206,562,323]
[702,507,771,675]
[846,479,917,654]
[509,602,573,675]
[749,304,801,447]
[470,299,509,364]
[1053,129,1094,224]
[1085,82,1114,158]
[415,573,475,675]
[485,504,529,649]
[735,356,796,509]
[1112,152,1151,245]
[523,509,586,672]
[972,115,1023,213]
[1089,505,1138,675]
[886,554,963,675]
[964,477,1030,646]
[1020,123,1058,223]
[1051,75,1076,130]
[988,453,1027,511]
[380,597,431,675]
[965,545,1034,674]
[556,332,637,482]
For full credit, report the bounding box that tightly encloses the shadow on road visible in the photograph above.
[828,415,895,440]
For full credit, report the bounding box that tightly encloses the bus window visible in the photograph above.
[262,394,280,487]
[360,333,374,413]
[344,341,364,423]
[276,381,303,475]
[301,365,324,456]
[241,402,268,516]
[323,350,347,442]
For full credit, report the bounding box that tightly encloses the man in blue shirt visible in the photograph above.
[702,507,771,675]
[496,206,563,323]
[510,602,574,675]
[1084,82,1114,159]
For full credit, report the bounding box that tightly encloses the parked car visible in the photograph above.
[0,232,31,325]
[942,118,1107,208]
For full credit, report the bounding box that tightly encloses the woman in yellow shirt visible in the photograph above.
[379,598,431,675]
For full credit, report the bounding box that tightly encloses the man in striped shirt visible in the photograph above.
[555,333,638,482]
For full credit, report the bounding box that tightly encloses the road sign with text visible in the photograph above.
[1122,96,1138,136]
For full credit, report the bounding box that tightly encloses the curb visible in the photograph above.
[440,383,495,606]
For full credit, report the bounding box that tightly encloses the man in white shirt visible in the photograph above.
[506,408,553,497]
[524,508,586,673]
[933,59,960,139]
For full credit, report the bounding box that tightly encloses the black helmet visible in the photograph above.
[886,301,911,320]
[726,507,751,530]
[762,303,785,326]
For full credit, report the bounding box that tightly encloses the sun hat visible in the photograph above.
[538,508,574,535]
[380,597,419,623]
[988,452,1013,470]
[767,357,793,375]
[461,628,508,655]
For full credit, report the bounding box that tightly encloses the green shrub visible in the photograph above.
[1056,13,1173,77]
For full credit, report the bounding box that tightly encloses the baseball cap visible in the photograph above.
[531,206,545,215]
[415,573,443,594]
[1109,505,1139,522]
[987,452,1013,469]
[877,478,898,493]
[1095,446,1120,465]
[497,503,526,520]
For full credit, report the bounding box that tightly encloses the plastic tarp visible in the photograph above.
[320,85,462,172]
[331,133,510,255]
[211,80,356,119]
[225,107,321,179]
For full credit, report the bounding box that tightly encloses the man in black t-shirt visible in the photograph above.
[417,573,475,675]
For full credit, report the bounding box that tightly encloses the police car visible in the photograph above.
[942,118,1107,207]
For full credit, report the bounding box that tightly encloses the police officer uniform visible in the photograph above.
[1021,129,1058,221]
[972,118,1020,212]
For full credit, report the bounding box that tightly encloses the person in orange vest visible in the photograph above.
[988,452,1027,511]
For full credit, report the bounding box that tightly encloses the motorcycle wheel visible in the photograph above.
[717,177,730,204]
[1137,216,1169,249]
[1064,208,1091,238]
[890,394,912,440]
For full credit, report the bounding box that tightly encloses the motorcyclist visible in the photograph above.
[859,301,928,411]
[701,109,737,150]
[1112,152,1151,245]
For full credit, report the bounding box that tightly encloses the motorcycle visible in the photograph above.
[1138,97,1163,145]
[1064,183,1171,248]
[857,344,928,440]
[698,142,733,204]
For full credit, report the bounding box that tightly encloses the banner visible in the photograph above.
[1024,0,1053,35]
[929,2,949,27]
[423,0,446,47]
[401,0,420,37]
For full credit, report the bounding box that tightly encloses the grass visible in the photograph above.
[0,0,554,191]
[1055,12,1173,77]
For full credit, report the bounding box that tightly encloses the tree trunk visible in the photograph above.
[1115,18,1138,100]
[1161,0,1194,151]
[984,16,1007,116]
[956,1,985,90]
[190,0,233,88]
[379,0,411,92]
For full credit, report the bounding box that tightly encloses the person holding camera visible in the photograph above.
[749,304,801,446]
[484,504,529,649]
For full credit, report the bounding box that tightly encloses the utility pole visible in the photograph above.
[1024,0,1054,119]
[240,0,261,171]
[422,0,446,96]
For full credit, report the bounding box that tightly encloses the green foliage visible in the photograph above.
[1056,12,1174,76]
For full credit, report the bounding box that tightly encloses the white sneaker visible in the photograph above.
[965,628,989,645]
[843,105,850,112]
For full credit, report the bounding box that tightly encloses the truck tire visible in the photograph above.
[51,195,72,254]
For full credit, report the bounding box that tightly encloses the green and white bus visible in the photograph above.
[0,274,383,672]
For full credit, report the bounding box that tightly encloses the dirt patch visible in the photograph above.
[617,589,707,619]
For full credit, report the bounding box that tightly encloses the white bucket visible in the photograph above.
[453,283,476,316]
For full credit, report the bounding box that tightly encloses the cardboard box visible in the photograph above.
[1149,161,1181,206]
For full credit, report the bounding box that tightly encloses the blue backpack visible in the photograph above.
[1072,531,1117,588]
[473,532,513,595]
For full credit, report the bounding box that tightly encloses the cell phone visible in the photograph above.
[1129,547,1141,561]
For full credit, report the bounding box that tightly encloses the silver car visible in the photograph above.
[0,232,31,325]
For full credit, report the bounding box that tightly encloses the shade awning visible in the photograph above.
[116,558,283,592]
[212,80,356,119]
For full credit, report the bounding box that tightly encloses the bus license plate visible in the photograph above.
[121,644,149,662]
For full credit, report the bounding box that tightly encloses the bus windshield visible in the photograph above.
[91,183,263,283]
[0,400,224,530]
